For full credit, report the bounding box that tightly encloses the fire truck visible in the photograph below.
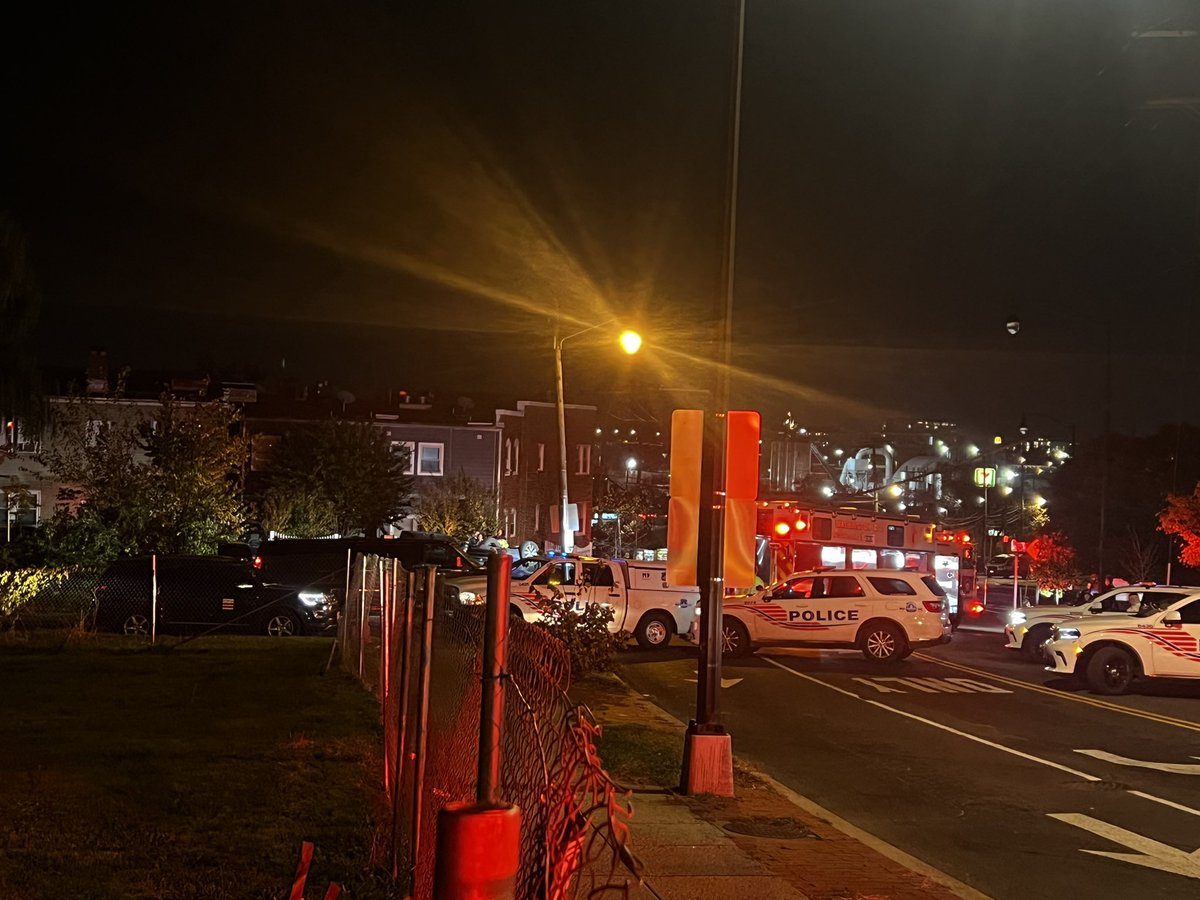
[754,502,976,622]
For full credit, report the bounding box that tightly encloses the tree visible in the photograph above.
[1118,525,1162,583]
[592,482,667,557]
[1025,531,1082,592]
[259,420,412,537]
[413,473,498,544]
[39,395,247,562]
[1049,426,1200,576]
[1159,482,1200,567]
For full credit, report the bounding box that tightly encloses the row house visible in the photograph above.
[496,401,597,552]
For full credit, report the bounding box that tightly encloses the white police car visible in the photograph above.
[1004,586,1193,661]
[1044,589,1200,694]
[696,569,951,662]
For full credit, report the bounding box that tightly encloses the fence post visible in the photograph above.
[150,553,158,645]
[409,565,437,890]
[434,552,521,899]
[378,557,387,717]
[357,554,368,680]
[391,562,415,880]
[477,551,511,804]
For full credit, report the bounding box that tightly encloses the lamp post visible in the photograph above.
[553,323,641,554]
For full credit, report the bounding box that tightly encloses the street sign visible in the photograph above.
[973,466,997,487]
[1011,540,1027,553]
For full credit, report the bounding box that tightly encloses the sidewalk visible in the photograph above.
[574,673,980,900]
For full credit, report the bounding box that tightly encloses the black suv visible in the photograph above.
[93,556,336,637]
[220,533,485,592]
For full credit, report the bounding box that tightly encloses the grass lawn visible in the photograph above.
[0,632,399,900]
[570,672,684,790]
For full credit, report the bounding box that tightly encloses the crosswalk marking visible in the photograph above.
[850,677,1012,695]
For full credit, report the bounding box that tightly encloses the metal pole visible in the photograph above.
[409,565,437,888]
[692,0,745,731]
[391,564,415,880]
[1098,314,1111,580]
[378,558,387,719]
[357,554,368,681]
[151,553,158,645]
[1012,551,1020,609]
[478,552,511,804]
[554,334,573,554]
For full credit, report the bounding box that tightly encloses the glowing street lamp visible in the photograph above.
[553,321,641,554]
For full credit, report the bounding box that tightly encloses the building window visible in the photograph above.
[4,489,41,527]
[86,419,112,446]
[504,507,518,540]
[417,442,444,476]
[391,441,416,475]
[504,438,513,476]
[576,444,591,475]
[514,439,519,476]
[537,443,545,472]
[534,505,541,531]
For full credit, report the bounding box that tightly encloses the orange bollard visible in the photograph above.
[433,801,521,899]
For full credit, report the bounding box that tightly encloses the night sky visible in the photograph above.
[6,1,1200,438]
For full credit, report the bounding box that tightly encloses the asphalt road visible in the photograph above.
[616,629,1200,899]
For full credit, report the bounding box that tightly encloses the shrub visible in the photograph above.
[531,593,629,678]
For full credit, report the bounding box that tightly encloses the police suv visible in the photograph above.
[1004,585,1193,661]
[698,570,952,662]
[1044,589,1200,694]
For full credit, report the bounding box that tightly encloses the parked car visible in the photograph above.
[704,569,952,662]
[93,556,337,637]
[220,533,486,595]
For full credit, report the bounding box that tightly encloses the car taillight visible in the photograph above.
[252,555,263,570]
[923,600,943,613]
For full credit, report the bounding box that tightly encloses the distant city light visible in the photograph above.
[625,457,637,470]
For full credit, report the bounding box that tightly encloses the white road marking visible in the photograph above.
[684,677,744,688]
[1129,791,1200,819]
[762,656,1100,781]
[849,676,1012,694]
[851,677,906,693]
[1077,749,1200,776]
[1048,813,1200,879]
[945,678,1012,694]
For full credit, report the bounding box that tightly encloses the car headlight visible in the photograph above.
[1054,626,1081,641]
[299,591,330,607]
[458,590,481,605]
[1008,611,1027,626]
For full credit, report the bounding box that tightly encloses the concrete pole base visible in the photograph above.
[682,727,734,797]
[433,801,521,899]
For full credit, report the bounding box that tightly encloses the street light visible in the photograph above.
[553,321,641,554]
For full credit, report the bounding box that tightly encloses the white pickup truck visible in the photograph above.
[442,556,700,650]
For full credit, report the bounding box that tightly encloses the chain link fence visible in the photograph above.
[339,554,638,899]
[0,565,102,630]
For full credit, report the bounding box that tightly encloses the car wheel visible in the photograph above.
[635,612,675,650]
[720,617,752,659]
[1086,646,1136,695]
[860,621,908,663]
[1024,625,1052,662]
[122,613,150,637]
[264,611,302,637]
